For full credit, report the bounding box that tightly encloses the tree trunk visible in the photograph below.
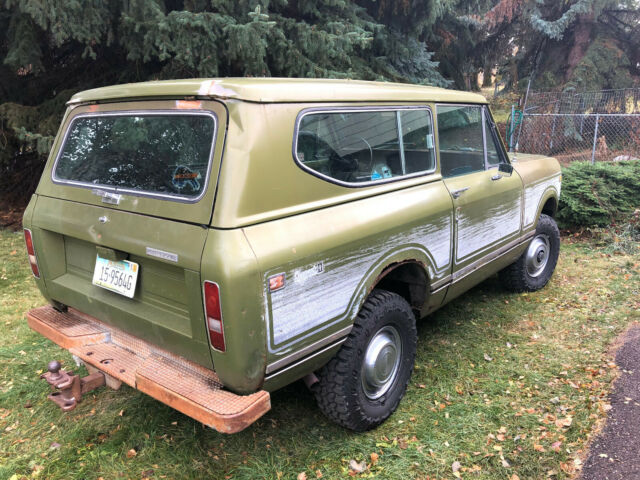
[565,13,595,83]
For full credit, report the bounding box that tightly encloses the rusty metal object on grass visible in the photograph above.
[40,360,105,411]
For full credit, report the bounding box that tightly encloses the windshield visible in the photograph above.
[53,112,216,200]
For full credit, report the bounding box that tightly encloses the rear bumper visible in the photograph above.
[27,305,270,434]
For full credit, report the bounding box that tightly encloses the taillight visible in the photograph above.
[24,229,40,278]
[204,281,225,352]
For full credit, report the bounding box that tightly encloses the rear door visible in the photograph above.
[32,100,227,367]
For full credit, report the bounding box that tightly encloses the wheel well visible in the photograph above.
[374,261,428,311]
[541,197,558,218]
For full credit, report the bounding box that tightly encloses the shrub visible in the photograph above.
[556,160,640,228]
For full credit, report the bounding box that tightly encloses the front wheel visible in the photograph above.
[313,289,417,431]
[500,214,560,292]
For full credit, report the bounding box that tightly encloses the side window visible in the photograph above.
[437,105,485,178]
[295,108,435,185]
[484,108,506,167]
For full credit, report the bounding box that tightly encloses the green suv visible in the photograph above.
[23,78,561,433]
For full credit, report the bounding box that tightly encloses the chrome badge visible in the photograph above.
[146,247,178,263]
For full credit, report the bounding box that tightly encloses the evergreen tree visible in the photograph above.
[0,0,638,208]
[444,0,640,92]
[0,0,453,203]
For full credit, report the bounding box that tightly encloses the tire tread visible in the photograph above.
[313,289,416,431]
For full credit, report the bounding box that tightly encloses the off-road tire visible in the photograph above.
[500,214,560,292]
[312,289,417,431]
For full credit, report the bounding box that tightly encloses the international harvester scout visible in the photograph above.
[23,79,561,433]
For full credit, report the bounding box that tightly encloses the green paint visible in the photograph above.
[24,79,561,398]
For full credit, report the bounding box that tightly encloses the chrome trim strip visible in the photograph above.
[429,230,535,293]
[265,325,352,374]
[452,230,535,283]
[51,110,218,204]
[430,275,452,291]
[265,337,348,380]
[292,106,437,188]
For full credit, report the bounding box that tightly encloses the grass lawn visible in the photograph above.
[1,228,639,480]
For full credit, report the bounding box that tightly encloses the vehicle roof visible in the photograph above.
[68,78,488,105]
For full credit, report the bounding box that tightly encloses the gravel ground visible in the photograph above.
[581,324,640,480]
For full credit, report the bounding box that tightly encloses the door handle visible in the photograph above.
[491,174,502,181]
[450,187,469,199]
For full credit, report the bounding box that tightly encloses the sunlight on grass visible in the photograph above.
[1,229,638,479]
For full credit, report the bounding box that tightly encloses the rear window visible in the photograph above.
[53,112,216,200]
[295,108,436,185]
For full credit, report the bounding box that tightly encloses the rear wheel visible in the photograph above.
[313,289,417,431]
[500,214,560,292]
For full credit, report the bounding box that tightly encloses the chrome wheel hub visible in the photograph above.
[361,326,402,400]
[526,234,551,277]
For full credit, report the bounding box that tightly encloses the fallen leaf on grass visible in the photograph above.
[511,474,521,480]
[349,459,366,473]
[126,448,137,458]
[551,441,562,452]
[452,461,462,473]
[484,353,493,362]
[370,453,379,465]
[297,472,307,480]
[534,444,546,452]
[555,417,573,429]
[315,469,323,478]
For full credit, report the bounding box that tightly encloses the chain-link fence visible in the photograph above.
[514,88,640,163]
[524,88,640,115]
[518,113,640,163]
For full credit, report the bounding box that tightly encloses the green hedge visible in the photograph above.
[557,160,640,228]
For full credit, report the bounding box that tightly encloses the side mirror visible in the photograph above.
[498,163,513,177]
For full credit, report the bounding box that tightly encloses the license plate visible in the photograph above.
[92,255,139,298]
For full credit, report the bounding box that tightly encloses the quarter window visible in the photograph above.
[296,109,435,184]
[437,105,485,178]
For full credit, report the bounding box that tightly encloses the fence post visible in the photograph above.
[509,105,515,151]
[550,115,557,150]
[591,113,600,164]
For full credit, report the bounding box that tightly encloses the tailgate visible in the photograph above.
[30,100,228,368]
